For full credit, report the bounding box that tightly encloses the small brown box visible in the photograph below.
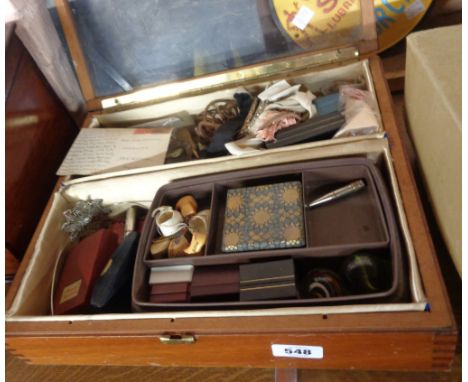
[191,265,239,298]
[239,259,296,301]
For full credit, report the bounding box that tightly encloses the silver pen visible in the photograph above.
[307,179,366,208]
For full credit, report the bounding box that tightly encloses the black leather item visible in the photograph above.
[202,93,253,158]
[265,112,345,149]
[90,231,140,310]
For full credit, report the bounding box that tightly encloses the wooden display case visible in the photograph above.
[6,0,456,371]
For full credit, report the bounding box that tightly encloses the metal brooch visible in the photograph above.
[62,196,111,241]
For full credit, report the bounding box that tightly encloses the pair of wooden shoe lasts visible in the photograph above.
[150,196,210,258]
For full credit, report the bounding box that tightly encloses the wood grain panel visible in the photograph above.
[6,350,461,382]
[431,333,457,371]
[6,332,442,370]
[5,351,273,382]
[55,0,95,101]
[5,33,78,258]
[368,56,455,326]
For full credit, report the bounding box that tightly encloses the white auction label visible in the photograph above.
[272,344,323,359]
[292,6,315,31]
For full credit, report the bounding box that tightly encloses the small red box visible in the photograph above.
[53,229,118,315]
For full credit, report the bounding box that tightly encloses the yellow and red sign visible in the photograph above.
[271,0,432,52]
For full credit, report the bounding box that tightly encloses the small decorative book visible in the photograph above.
[222,181,305,252]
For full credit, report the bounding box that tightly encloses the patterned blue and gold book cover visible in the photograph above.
[222,181,305,252]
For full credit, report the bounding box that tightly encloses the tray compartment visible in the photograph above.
[208,173,304,255]
[142,182,214,265]
[133,157,407,312]
[294,248,394,304]
[134,244,406,311]
[302,165,389,248]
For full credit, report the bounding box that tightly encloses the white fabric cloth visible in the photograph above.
[334,86,379,138]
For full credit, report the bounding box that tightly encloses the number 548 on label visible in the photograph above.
[271,344,324,359]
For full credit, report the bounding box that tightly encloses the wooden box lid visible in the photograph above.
[52,0,377,111]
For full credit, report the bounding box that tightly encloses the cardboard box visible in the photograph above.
[405,25,461,274]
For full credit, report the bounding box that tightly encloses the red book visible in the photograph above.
[149,292,189,303]
[150,282,190,296]
[53,229,118,315]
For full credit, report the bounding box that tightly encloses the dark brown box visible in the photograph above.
[191,265,239,298]
[240,259,296,301]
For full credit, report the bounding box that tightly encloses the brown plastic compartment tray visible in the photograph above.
[132,157,406,311]
[141,162,389,266]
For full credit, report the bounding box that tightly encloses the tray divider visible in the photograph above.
[204,183,219,256]
[301,172,312,249]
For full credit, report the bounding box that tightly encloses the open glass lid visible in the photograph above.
[49,0,376,107]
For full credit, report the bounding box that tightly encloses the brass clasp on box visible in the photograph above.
[159,333,196,345]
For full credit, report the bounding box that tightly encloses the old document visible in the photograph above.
[57,127,172,176]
